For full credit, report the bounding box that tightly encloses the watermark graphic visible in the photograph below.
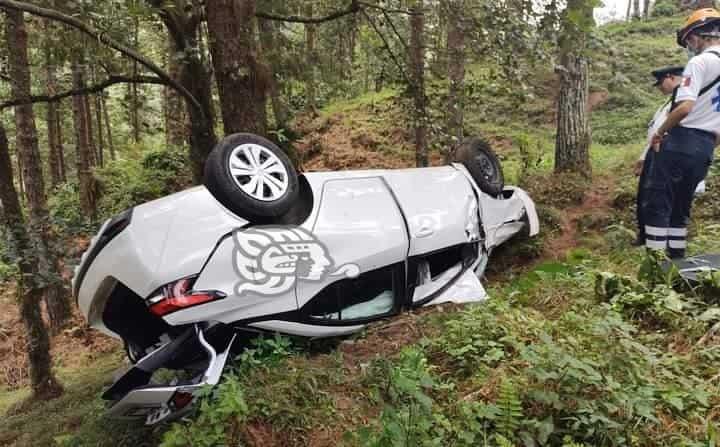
[232,226,360,296]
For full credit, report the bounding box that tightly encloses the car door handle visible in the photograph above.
[416,226,434,238]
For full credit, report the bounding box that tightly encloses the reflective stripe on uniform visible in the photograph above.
[668,239,687,249]
[646,239,667,250]
[668,227,688,237]
[645,225,669,237]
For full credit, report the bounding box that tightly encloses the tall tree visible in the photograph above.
[305,1,318,112]
[101,92,115,161]
[150,0,218,181]
[409,1,428,167]
[554,0,593,177]
[0,122,63,402]
[43,27,65,186]
[258,19,290,130]
[0,0,215,182]
[205,0,268,135]
[164,35,186,148]
[6,8,71,330]
[71,56,100,217]
[445,0,466,149]
[128,12,141,143]
[633,0,641,19]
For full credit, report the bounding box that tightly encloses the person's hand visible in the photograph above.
[634,159,644,176]
[651,132,664,152]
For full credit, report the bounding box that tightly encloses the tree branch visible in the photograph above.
[358,1,418,15]
[0,0,202,113]
[361,9,410,84]
[0,75,167,109]
[256,0,360,23]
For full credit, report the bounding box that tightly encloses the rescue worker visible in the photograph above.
[634,66,686,246]
[645,8,720,258]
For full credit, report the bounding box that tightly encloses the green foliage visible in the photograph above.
[160,376,249,447]
[352,347,444,447]
[46,146,192,236]
[495,379,522,437]
[652,0,680,17]
[0,228,17,283]
[96,147,191,218]
[47,181,92,234]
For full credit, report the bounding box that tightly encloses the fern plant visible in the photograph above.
[496,379,523,439]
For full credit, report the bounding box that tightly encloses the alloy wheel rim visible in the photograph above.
[228,144,289,201]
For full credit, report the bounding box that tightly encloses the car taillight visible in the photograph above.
[147,277,225,317]
[170,391,195,410]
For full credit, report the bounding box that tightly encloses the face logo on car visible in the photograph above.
[231,226,360,296]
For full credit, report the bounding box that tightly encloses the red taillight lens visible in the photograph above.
[148,278,225,317]
[171,391,195,410]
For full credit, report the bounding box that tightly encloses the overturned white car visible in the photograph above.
[72,133,539,424]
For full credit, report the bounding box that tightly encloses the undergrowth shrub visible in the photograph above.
[161,334,336,446]
[0,228,16,282]
[97,147,191,218]
[48,147,192,236]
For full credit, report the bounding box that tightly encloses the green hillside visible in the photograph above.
[3,11,720,447]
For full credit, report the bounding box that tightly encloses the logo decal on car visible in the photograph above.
[232,226,360,296]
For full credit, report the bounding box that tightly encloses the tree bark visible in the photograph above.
[409,1,428,167]
[154,2,218,182]
[205,0,268,135]
[101,93,115,161]
[44,30,64,187]
[94,93,104,167]
[84,92,97,167]
[554,0,592,178]
[129,14,141,144]
[0,122,63,402]
[5,9,70,334]
[626,0,632,20]
[71,57,99,217]
[633,0,641,18]
[164,35,186,148]
[258,19,291,130]
[305,1,317,112]
[445,0,466,150]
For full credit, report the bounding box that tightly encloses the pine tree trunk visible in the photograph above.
[84,94,97,167]
[410,1,428,167]
[633,0,641,18]
[101,93,115,161]
[95,93,104,167]
[129,15,141,143]
[56,106,66,183]
[626,0,632,20]
[43,22,64,188]
[554,53,591,176]
[258,19,290,130]
[305,2,317,113]
[154,1,218,182]
[205,0,268,135]
[164,36,186,148]
[45,54,63,187]
[446,0,466,151]
[5,9,70,335]
[0,122,63,402]
[71,58,99,217]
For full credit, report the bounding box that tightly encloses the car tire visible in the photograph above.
[453,137,504,196]
[204,133,299,222]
